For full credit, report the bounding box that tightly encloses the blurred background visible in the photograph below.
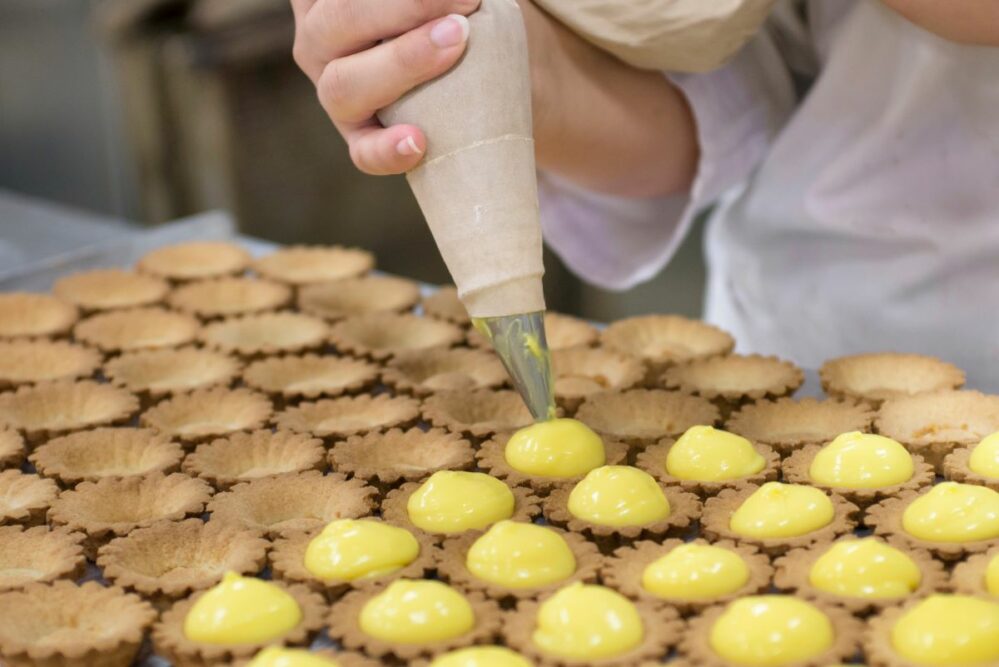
[0,0,706,321]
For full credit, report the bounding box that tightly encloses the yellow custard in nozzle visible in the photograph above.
[808,431,913,489]
[730,482,834,539]
[504,418,605,478]
[709,595,834,666]
[466,520,576,589]
[901,482,999,542]
[430,646,534,667]
[406,471,515,534]
[969,431,999,478]
[987,552,999,596]
[567,465,670,527]
[666,425,766,482]
[359,579,474,644]
[532,583,643,659]
[247,648,340,667]
[641,543,749,601]
[891,594,999,665]
[183,572,302,645]
[303,519,419,581]
[808,538,921,599]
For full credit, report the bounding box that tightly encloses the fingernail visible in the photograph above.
[396,136,422,156]
[430,14,470,48]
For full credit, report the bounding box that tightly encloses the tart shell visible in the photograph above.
[103,347,242,402]
[141,387,272,446]
[421,390,535,440]
[251,245,374,285]
[0,340,101,389]
[137,241,251,281]
[183,430,326,490]
[73,307,200,353]
[726,397,876,456]
[820,352,966,406]
[274,393,421,441]
[297,275,421,321]
[329,312,464,361]
[167,277,291,319]
[0,293,78,340]
[943,444,999,491]
[0,470,59,527]
[199,312,329,358]
[635,437,780,497]
[53,269,169,311]
[0,380,139,444]
[0,426,25,470]
[381,347,508,397]
[574,389,719,447]
[0,525,86,592]
[242,354,379,403]
[951,545,999,597]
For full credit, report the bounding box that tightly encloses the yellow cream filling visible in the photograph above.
[729,482,834,539]
[666,425,766,482]
[808,431,914,489]
[466,520,576,589]
[183,572,302,645]
[709,595,834,666]
[901,482,999,543]
[359,580,474,644]
[567,465,670,527]
[532,583,643,659]
[429,646,533,667]
[504,418,605,478]
[303,519,419,581]
[987,552,999,596]
[969,431,999,478]
[891,594,999,665]
[246,648,340,667]
[808,538,921,599]
[406,471,515,534]
[641,543,749,601]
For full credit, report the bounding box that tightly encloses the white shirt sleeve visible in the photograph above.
[538,29,799,290]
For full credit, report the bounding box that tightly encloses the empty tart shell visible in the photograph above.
[275,394,421,441]
[48,473,212,558]
[773,536,947,615]
[951,545,999,596]
[422,389,534,440]
[104,347,242,401]
[943,443,999,491]
[137,241,251,281]
[820,352,966,406]
[0,340,101,389]
[600,315,735,378]
[0,525,86,592]
[0,293,78,339]
[199,312,329,357]
[153,580,327,667]
[476,434,630,495]
[635,437,780,497]
[97,518,269,608]
[876,389,999,471]
[467,312,599,351]
[53,269,169,311]
[252,245,374,285]
[207,471,377,539]
[0,470,58,527]
[168,277,292,319]
[726,397,875,456]
[0,426,25,469]
[574,389,719,447]
[243,354,379,402]
[437,526,602,601]
[329,313,464,361]
[330,428,475,491]
[0,380,138,444]
[782,443,935,509]
[503,592,682,667]
[30,427,185,486]
[421,286,470,326]
[327,584,502,661]
[701,485,860,557]
[298,275,421,320]
[382,347,508,397]
[552,347,645,414]
[0,580,156,667]
[183,430,325,490]
[270,520,438,600]
[601,539,773,615]
[73,307,200,353]
[141,387,272,445]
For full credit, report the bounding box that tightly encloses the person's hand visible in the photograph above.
[291,0,481,175]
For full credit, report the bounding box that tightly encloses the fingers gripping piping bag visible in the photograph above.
[379,0,554,421]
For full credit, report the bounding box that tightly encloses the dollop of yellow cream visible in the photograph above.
[666,425,766,482]
[532,583,643,659]
[246,648,340,667]
[183,572,302,645]
[504,418,605,478]
[901,482,999,542]
[466,521,576,589]
[429,646,533,667]
[969,431,999,478]
[303,519,419,581]
[406,471,515,534]
[891,594,999,665]
[729,482,834,539]
[808,538,921,599]
[567,466,670,527]
[987,552,999,596]
[709,596,834,666]
[359,580,474,644]
[641,543,749,601]
[808,431,914,489]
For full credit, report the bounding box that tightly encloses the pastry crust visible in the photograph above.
[551,347,645,414]
[421,286,470,326]
[73,307,200,353]
[298,275,421,320]
[252,245,374,285]
[141,387,272,446]
[199,312,329,358]
[53,269,169,311]
[104,347,242,401]
[422,389,536,440]
[0,426,25,470]
[600,314,734,381]
[0,380,139,444]
[0,525,86,592]
[274,394,421,440]
[820,352,965,406]
[943,444,999,491]
[726,397,875,456]
[168,277,291,319]
[243,354,379,402]
[382,347,508,397]
[0,293,78,340]
[574,389,719,447]
[183,430,326,490]
[138,241,251,281]
[0,470,59,527]
[951,545,999,596]
[0,339,101,389]
[329,312,464,361]
[30,427,185,486]
[635,437,780,498]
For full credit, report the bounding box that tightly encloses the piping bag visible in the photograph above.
[378,0,555,421]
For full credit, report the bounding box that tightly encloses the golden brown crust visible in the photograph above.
[0,380,138,444]
[552,347,645,414]
[574,389,720,447]
[726,397,876,455]
[820,352,966,406]
[951,545,999,596]
[600,314,735,380]
[199,312,329,358]
[635,437,780,498]
[329,312,464,361]
[251,245,374,285]
[274,394,421,440]
[0,470,59,527]
[53,269,169,311]
[73,307,200,353]
[330,428,475,489]
[0,339,101,389]
[104,347,242,400]
[137,241,251,281]
[298,275,421,320]
[30,427,185,486]
[141,387,272,446]
[421,286,470,326]
[0,426,25,470]
[0,293,78,340]
[943,444,999,491]
[183,430,325,490]
[382,347,508,397]
[0,525,86,592]
[243,354,379,402]
[422,389,535,440]
[662,354,804,402]
[168,277,291,319]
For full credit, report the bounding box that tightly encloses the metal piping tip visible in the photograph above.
[473,311,555,422]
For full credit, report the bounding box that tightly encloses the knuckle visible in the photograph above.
[317,62,353,116]
[291,40,310,71]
